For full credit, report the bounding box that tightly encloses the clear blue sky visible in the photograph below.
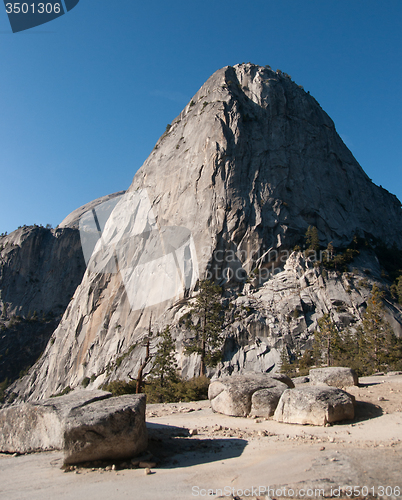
[0,0,401,234]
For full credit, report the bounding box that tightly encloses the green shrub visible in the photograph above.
[101,379,137,396]
[100,376,210,404]
[50,386,72,398]
[81,377,90,388]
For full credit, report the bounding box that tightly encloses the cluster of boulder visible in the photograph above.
[0,367,357,465]
[208,367,357,426]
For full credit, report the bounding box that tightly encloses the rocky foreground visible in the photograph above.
[1,373,401,500]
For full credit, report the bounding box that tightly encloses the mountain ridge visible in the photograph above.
[3,63,402,404]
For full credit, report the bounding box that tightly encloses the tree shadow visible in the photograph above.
[146,422,248,468]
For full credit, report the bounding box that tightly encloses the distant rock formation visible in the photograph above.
[4,63,402,403]
[0,192,123,384]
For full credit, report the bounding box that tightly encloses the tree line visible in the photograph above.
[281,284,402,377]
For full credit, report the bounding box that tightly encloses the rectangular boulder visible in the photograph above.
[0,390,148,464]
[63,394,148,464]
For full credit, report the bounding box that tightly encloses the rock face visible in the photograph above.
[208,373,294,417]
[309,367,358,387]
[0,390,147,464]
[273,386,355,425]
[0,226,85,383]
[0,390,110,454]
[0,192,124,386]
[5,63,402,403]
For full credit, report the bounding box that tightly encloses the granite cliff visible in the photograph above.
[4,63,402,403]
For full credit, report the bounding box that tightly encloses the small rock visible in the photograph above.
[319,446,325,451]
[189,428,198,436]
[111,464,116,471]
[378,396,386,401]
[145,468,152,475]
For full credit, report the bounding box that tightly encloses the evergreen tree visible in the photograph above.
[305,226,320,253]
[357,285,399,373]
[392,275,402,305]
[314,313,342,366]
[152,326,178,388]
[135,317,153,394]
[280,345,292,374]
[184,280,225,376]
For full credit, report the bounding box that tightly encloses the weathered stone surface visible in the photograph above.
[309,367,358,387]
[0,390,147,464]
[209,373,293,417]
[64,394,147,464]
[0,390,110,454]
[250,386,285,417]
[58,191,125,230]
[274,386,355,425]
[292,376,310,385]
[5,63,402,403]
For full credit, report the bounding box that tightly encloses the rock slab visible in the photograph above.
[0,390,148,464]
[274,385,355,426]
[209,373,294,417]
[309,367,358,387]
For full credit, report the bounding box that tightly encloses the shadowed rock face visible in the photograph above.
[5,63,402,403]
[0,192,124,386]
[0,226,86,383]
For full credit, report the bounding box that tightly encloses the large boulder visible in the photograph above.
[0,390,110,454]
[250,385,287,417]
[273,386,355,426]
[64,394,147,464]
[0,390,148,464]
[309,367,358,387]
[208,373,294,417]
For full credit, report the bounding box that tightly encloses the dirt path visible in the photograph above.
[1,374,401,500]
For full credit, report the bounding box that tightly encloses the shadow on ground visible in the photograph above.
[146,422,247,468]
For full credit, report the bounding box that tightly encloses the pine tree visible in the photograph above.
[280,345,292,374]
[314,313,343,366]
[394,276,402,304]
[152,326,178,388]
[184,280,225,376]
[135,316,153,394]
[305,226,320,253]
[357,285,397,373]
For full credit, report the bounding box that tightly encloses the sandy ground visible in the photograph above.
[1,374,401,500]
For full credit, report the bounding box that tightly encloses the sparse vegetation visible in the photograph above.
[102,376,209,404]
[81,377,90,388]
[50,386,72,398]
[305,226,319,253]
[283,286,402,377]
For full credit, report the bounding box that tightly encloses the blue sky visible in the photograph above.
[0,0,401,234]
